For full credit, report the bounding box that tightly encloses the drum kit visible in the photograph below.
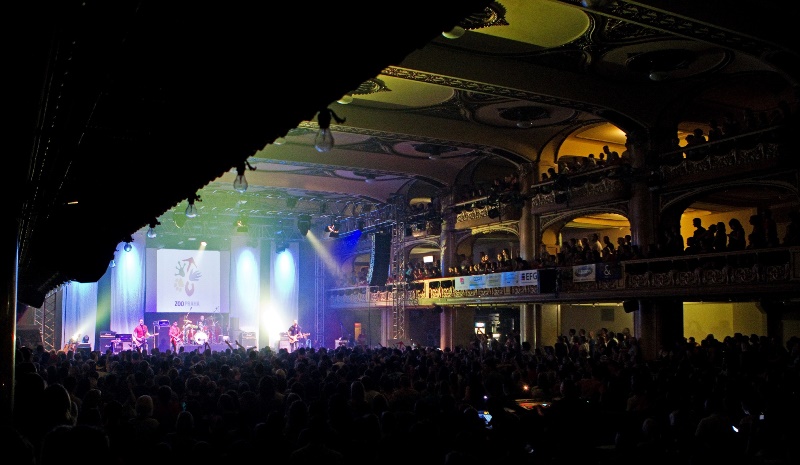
[181,316,222,345]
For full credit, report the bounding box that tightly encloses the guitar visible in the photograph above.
[133,333,158,348]
[287,332,310,344]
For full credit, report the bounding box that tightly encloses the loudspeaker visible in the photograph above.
[537,268,558,293]
[623,300,639,313]
[241,331,256,348]
[100,334,117,352]
[367,232,391,286]
[156,327,172,353]
[77,343,92,357]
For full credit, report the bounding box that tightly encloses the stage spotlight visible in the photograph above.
[327,223,339,238]
[297,215,311,236]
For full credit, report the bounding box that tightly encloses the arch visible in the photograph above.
[540,204,630,233]
[660,180,798,219]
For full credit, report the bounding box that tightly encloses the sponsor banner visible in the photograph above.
[517,269,541,287]
[455,270,544,291]
[456,274,487,290]
[598,263,622,280]
[572,264,596,282]
[500,271,518,287]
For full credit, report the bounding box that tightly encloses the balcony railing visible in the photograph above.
[326,247,800,308]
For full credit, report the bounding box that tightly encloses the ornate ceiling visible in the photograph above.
[13,0,798,306]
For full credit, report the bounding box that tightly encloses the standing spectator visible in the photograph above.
[701,223,717,252]
[783,210,800,246]
[691,217,707,246]
[728,218,747,251]
[713,221,728,252]
[664,224,685,255]
[761,208,779,247]
[747,214,767,249]
[601,235,616,260]
[707,119,723,142]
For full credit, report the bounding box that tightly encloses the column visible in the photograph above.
[627,127,683,357]
[518,162,536,261]
[520,303,539,349]
[634,299,683,360]
[626,130,659,250]
[439,193,458,274]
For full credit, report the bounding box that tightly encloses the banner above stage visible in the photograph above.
[156,249,221,313]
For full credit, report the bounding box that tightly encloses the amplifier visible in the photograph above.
[241,332,257,348]
[117,333,132,342]
[99,330,116,338]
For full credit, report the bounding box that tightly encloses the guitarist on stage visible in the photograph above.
[287,319,307,353]
[168,320,182,352]
[132,318,151,352]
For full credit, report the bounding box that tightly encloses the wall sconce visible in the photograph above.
[233,160,255,193]
[314,107,346,153]
[185,193,201,218]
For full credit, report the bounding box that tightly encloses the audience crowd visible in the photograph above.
[6,327,800,465]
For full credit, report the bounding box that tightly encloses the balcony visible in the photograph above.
[326,246,800,308]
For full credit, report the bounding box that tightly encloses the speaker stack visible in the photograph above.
[241,331,257,348]
[367,231,391,286]
[156,320,172,352]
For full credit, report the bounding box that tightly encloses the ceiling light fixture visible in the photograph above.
[185,193,201,218]
[297,214,311,236]
[233,160,256,193]
[314,107,346,153]
[123,235,134,252]
[146,219,160,238]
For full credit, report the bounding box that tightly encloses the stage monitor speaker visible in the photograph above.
[77,344,92,357]
[367,231,391,286]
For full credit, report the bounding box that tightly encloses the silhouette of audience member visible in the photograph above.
[713,221,728,252]
[727,218,747,251]
[783,211,800,246]
[761,208,779,247]
[691,218,707,244]
[747,214,768,249]
[684,237,702,254]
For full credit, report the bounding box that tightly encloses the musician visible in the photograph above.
[132,318,150,352]
[287,319,304,353]
[197,314,207,332]
[168,320,182,352]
